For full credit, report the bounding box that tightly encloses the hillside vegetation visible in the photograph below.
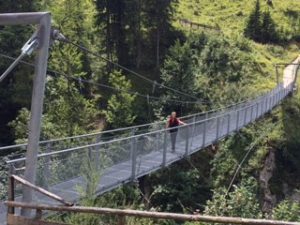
[176,0,300,90]
[0,0,299,224]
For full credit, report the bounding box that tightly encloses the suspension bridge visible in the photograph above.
[0,12,300,225]
[0,55,298,222]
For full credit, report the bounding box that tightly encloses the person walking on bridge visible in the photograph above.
[166,111,186,152]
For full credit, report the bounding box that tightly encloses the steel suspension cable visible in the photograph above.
[56,35,201,101]
[0,52,204,105]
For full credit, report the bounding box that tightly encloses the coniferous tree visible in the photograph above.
[244,0,262,42]
[94,0,177,71]
[159,35,206,114]
[261,10,278,43]
[94,0,128,67]
[0,0,38,145]
[144,0,178,70]
[104,71,136,129]
[244,0,279,43]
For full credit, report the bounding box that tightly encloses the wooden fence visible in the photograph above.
[5,175,300,225]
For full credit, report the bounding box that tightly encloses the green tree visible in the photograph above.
[261,11,278,43]
[204,178,262,219]
[9,82,98,142]
[40,0,100,137]
[44,78,98,137]
[197,35,256,106]
[46,0,100,98]
[94,0,128,68]
[244,0,262,42]
[94,0,179,70]
[159,37,203,114]
[0,0,38,145]
[104,71,136,129]
[143,0,179,69]
[272,200,300,222]
[148,152,212,213]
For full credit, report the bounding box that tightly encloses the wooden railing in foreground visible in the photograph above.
[6,175,300,225]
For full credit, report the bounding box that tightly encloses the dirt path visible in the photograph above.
[283,56,300,88]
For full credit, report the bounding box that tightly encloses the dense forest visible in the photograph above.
[0,0,300,224]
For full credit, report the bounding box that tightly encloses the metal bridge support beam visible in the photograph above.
[131,137,137,181]
[188,116,196,154]
[250,105,253,122]
[216,117,220,140]
[22,14,51,217]
[275,65,279,85]
[264,97,267,113]
[243,108,247,125]
[43,143,51,190]
[0,12,51,217]
[202,119,207,148]
[227,113,230,134]
[236,110,240,130]
[162,131,167,167]
[185,126,190,156]
[255,102,259,120]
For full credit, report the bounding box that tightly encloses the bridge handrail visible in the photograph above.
[6,92,277,164]
[0,91,268,152]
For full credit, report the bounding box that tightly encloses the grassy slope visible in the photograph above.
[174,0,300,91]
[174,0,300,210]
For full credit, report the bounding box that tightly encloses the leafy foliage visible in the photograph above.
[272,200,300,222]
[204,178,262,219]
[158,33,260,116]
[1,0,300,224]
[104,71,137,129]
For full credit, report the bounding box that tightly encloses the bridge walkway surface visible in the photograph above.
[0,57,299,223]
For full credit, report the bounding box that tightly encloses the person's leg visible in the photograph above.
[170,131,177,152]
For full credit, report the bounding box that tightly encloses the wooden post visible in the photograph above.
[35,209,43,220]
[8,176,15,214]
[118,215,126,225]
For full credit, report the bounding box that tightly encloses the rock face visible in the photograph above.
[259,147,277,215]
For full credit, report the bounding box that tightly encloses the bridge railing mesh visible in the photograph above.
[5,82,294,203]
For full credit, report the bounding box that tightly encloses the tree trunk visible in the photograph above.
[136,0,142,69]
[156,27,160,70]
[139,176,151,209]
[106,4,112,74]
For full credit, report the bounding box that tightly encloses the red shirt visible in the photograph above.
[168,118,179,132]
